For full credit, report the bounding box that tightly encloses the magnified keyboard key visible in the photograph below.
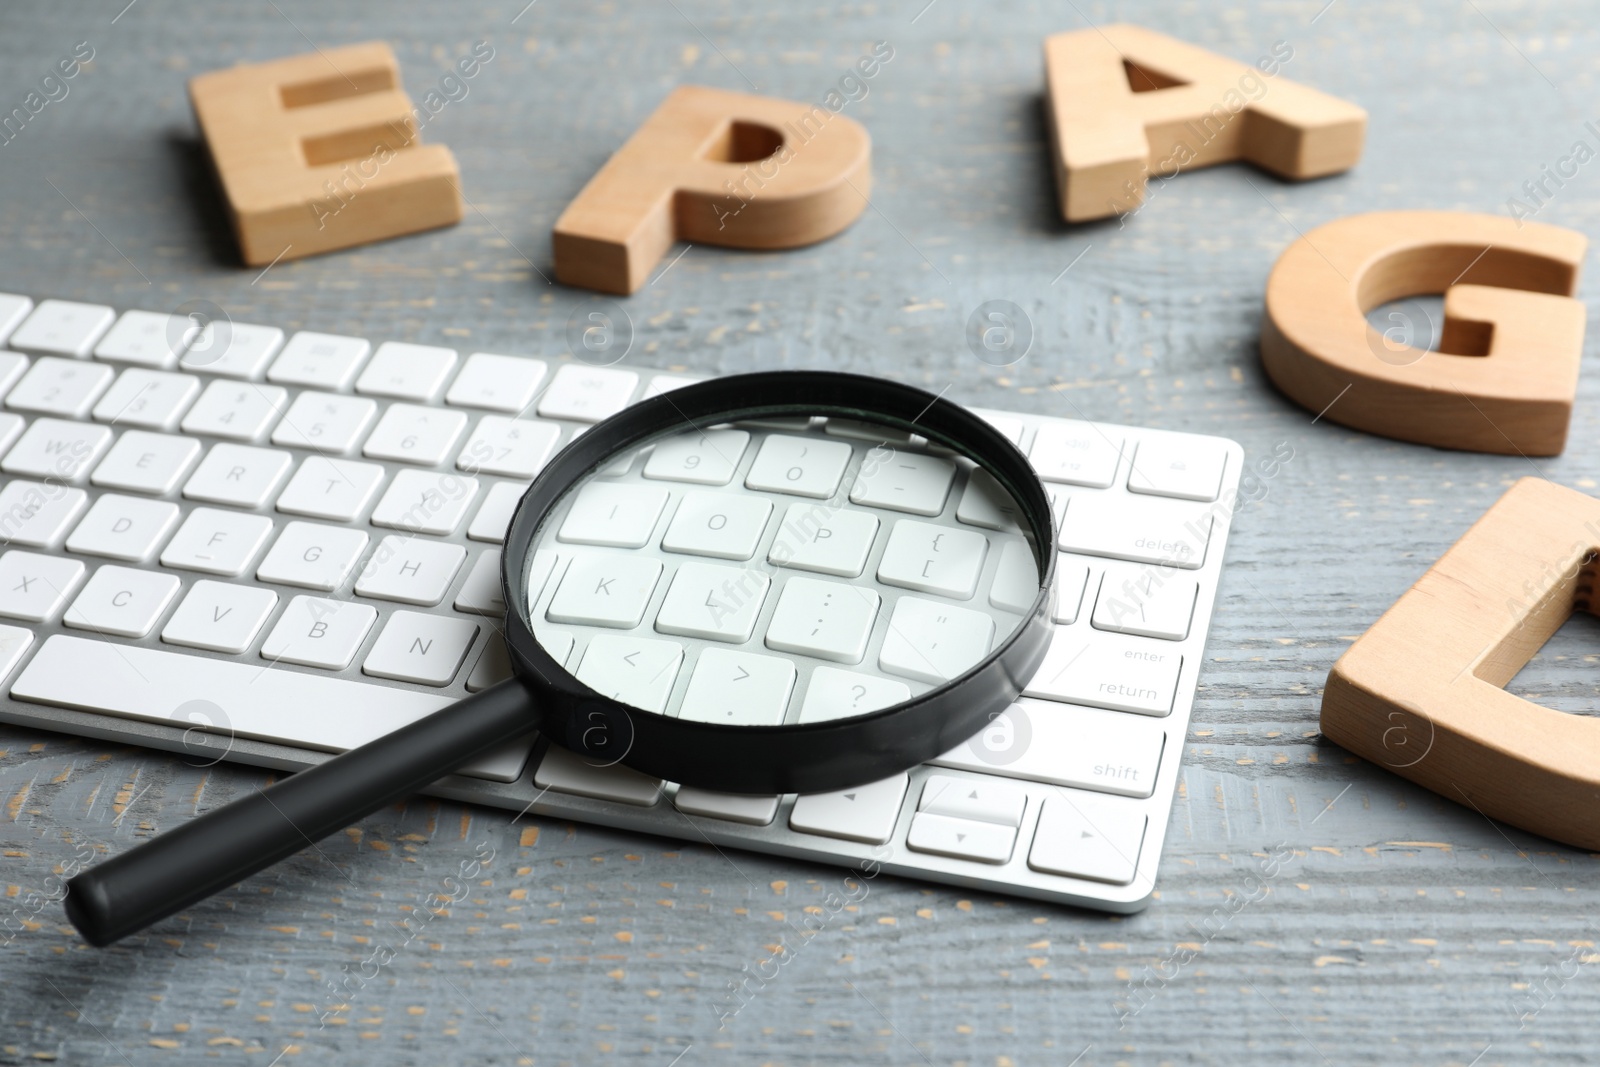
[160,508,274,575]
[789,773,909,845]
[445,352,547,412]
[1127,437,1226,502]
[536,364,638,422]
[64,565,180,638]
[642,428,750,485]
[557,482,669,548]
[767,504,878,578]
[796,666,910,723]
[0,481,86,548]
[1053,561,1089,624]
[1091,566,1197,641]
[878,596,994,684]
[362,611,478,686]
[547,553,662,628]
[8,299,114,357]
[906,812,1017,864]
[370,469,479,535]
[4,357,114,418]
[1028,793,1147,885]
[673,786,778,826]
[1024,632,1182,716]
[849,451,955,516]
[1,418,111,481]
[661,491,771,560]
[743,434,853,499]
[678,648,796,726]
[655,561,769,641]
[1058,493,1211,569]
[455,415,561,478]
[356,341,457,401]
[988,539,1040,614]
[876,520,987,599]
[956,467,1025,531]
[0,551,84,622]
[261,595,377,670]
[1029,423,1124,487]
[92,368,200,430]
[573,633,683,713]
[764,577,879,664]
[453,549,506,616]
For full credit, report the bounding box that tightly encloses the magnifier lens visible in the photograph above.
[522,411,1039,729]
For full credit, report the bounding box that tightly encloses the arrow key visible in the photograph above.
[906,811,1017,864]
[1028,793,1147,885]
[789,773,909,845]
[917,774,1026,827]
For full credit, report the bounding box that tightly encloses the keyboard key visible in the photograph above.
[525,548,560,606]
[972,409,1025,447]
[454,549,506,616]
[466,640,514,692]
[467,480,523,543]
[356,341,457,401]
[159,508,274,575]
[1127,437,1226,502]
[0,353,29,400]
[362,610,478,686]
[534,744,663,806]
[536,363,638,422]
[573,633,683,712]
[8,299,114,357]
[455,415,561,477]
[271,391,378,452]
[0,481,86,547]
[1058,493,1211,569]
[672,786,778,826]
[678,648,796,726]
[956,467,1026,531]
[933,700,1165,798]
[256,521,368,591]
[1053,560,1090,624]
[767,503,877,577]
[63,564,180,638]
[743,434,852,499]
[180,380,288,440]
[458,737,536,785]
[879,596,994,684]
[369,469,480,535]
[0,624,32,682]
[92,368,200,430]
[849,451,956,516]
[93,310,195,367]
[268,330,370,389]
[179,321,283,378]
[14,634,453,752]
[4,357,114,417]
[64,494,179,561]
[274,456,385,521]
[533,627,574,666]
[183,443,292,507]
[764,577,879,664]
[161,581,278,653]
[547,553,661,628]
[1028,793,1147,884]
[0,414,20,455]
[0,293,33,345]
[355,535,466,605]
[789,773,909,845]
[260,595,377,670]
[1,418,111,481]
[0,551,84,622]
[1029,423,1124,487]
[1091,566,1197,641]
[1024,632,1182,715]
[640,374,703,399]
[876,519,988,599]
[796,666,910,723]
[824,418,918,445]
[660,491,770,560]
[917,774,1027,825]
[361,403,468,465]
[445,352,546,412]
[989,539,1041,613]
[642,428,750,486]
[654,561,769,641]
[906,812,1017,864]
[557,482,669,547]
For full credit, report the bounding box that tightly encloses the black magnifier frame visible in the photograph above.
[508,370,1057,796]
[64,371,1054,947]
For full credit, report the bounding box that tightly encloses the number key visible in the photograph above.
[642,428,750,485]
[743,434,853,499]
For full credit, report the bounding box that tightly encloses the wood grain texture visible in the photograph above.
[2,1,1600,1064]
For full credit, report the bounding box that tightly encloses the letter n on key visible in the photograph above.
[553,86,872,294]
[188,42,463,265]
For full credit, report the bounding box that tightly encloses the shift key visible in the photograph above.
[1023,632,1182,716]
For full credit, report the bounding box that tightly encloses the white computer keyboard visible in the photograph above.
[0,294,1240,913]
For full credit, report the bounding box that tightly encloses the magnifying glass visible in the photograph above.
[64,370,1055,946]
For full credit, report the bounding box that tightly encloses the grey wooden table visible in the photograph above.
[3,0,1599,1063]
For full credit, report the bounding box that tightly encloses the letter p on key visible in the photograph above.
[188,41,463,265]
[553,86,872,294]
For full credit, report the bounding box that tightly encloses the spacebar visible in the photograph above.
[12,635,455,754]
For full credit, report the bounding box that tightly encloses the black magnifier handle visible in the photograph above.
[64,677,537,947]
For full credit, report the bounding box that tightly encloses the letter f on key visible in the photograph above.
[552,86,872,294]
